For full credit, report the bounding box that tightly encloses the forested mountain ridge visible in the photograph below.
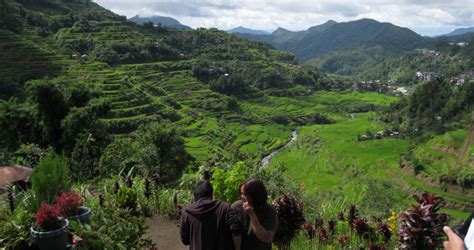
[444,27,474,37]
[237,18,474,80]
[227,26,269,35]
[239,18,427,61]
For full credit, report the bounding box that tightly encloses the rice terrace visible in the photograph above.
[0,0,473,249]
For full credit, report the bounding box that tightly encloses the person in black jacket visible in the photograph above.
[180,180,239,250]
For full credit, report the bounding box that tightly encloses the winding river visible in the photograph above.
[260,129,298,168]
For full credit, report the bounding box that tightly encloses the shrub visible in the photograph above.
[35,203,63,232]
[31,152,70,213]
[212,162,248,203]
[116,184,138,210]
[55,191,84,217]
[14,143,48,167]
[398,192,448,249]
[273,195,305,249]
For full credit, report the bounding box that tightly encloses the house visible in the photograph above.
[418,48,441,57]
[0,165,33,192]
[395,87,413,95]
[417,71,441,82]
[450,76,465,86]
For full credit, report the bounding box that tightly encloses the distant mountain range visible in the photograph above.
[128,15,191,30]
[237,19,428,61]
[227,26,269,35]
[444,27,474,37]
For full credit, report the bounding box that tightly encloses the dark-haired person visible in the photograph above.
[180,180,239,250]
[231,178,278,250]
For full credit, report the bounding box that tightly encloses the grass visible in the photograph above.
[268,113,409,192]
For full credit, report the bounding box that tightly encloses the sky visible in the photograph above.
[93,0,474,36]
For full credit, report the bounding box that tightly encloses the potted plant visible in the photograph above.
[30,202,69,250]
[55,190,91,223]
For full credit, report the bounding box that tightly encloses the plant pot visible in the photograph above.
[30,219,69,250]
[67,207,91,223]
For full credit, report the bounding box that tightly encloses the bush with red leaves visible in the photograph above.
[272,195,305,246]
[55,190,84,217]
[35,202,63,231]
[398,192,448,249]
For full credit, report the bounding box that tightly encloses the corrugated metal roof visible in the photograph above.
[0,165,33,190]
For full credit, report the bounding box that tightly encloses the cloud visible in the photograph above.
[93,0,474,36]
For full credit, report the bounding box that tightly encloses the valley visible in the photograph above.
[0,0,473,249]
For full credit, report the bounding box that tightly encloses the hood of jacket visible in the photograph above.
[185,197,221,220]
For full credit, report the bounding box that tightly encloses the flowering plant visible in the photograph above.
[55,190,84,217]
[35,202,63,231]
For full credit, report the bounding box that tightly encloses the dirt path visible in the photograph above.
[145,214,187,250]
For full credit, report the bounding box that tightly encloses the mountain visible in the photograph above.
[128,15,192,30]
[239,19,427,61]
[227,26,269,35]
[444,27,474,36]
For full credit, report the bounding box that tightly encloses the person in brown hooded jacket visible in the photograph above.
[180,180,239,250]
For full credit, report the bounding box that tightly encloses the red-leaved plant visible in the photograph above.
[55,190,84,217]
[35,202,63,231]
[273,195,305,249]
[398,192,448,249]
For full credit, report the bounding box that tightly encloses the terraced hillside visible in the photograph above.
[1,0,472,219]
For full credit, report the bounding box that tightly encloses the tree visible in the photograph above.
[0,99,41,150]
[133,122,194,182]
[143,21,154,29]
[28,81,69,149]
[100,122,194,181]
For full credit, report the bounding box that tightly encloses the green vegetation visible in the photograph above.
[0,0,473,248]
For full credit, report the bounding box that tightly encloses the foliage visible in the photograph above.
[0,99,41,151]
[55,190,84,217]
[68,207,152,249]
[134,122,193,180]
[398,192,448,249]
[100,121,193,181]
[273,195,305,248]
[35,202,63,232]
[383,78,473,135]
[31,151,71,212]
[0,204,35,249]
[211,162,249,203]
[69,131,109,180]
[27,80,69,149]
[115,183,138,210]
[14,143,49,167]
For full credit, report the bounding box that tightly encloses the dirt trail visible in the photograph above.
[145,214,187,250]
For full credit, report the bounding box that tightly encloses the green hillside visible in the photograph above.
[0,1,473,249]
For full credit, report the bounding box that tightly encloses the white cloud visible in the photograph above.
[93,0,474,36]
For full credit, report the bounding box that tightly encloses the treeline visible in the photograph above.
[192,60,321,96]
[381,78,474,135]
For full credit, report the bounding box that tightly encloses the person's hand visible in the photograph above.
[443,226,466,250]
[243,201,255,216]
